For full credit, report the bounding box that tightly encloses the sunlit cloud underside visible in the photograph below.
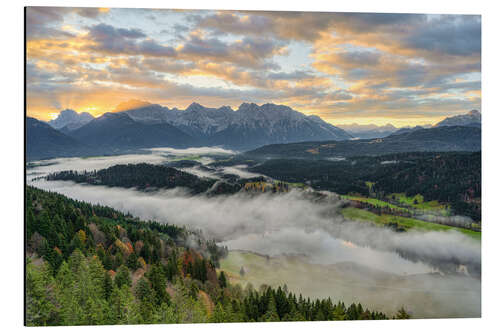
[26,7,481,126]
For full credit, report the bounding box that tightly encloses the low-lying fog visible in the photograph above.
[27,149,481,318]
[27,147,239,181]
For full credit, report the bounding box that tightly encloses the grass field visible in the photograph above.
[341,195,410,213]
[272,180,306,188]
[341,207,480,240]
[389,193,448,212]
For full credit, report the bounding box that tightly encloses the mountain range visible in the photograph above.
[26,117,92,160]
[244,126,481,159]
[48,109,94,132]
[31,102,352,157]
[336,123,400,139]
[336,110,480,138]
[434,109,481,128]
[26,103,482,161]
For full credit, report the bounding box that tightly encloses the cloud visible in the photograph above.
[219,165,264,179]
[148,147,235,155]
[26,7,75,39]
[26,7,109,39]
[404,15,481,58]
[28,154,481,277]
[195,11,336,42]
[86,23,177,57]
[31,176,480,276]
[178,33,284,70]
[26,9,481,125]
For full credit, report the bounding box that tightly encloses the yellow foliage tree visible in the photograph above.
[77,230,86,244]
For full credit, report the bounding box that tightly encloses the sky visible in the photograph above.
[26,7,481,126]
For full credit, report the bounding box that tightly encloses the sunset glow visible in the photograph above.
[26,8,481,126]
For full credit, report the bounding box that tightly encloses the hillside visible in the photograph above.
[61,102,352,151]
[45,163,266,196]
[25,186,393,326]
[68,112,195,150]
[435,110,481,127]
[47,163,217,194]
[26,117,91,161]
[244,126,481,158]
[244,152,481,221]
[48,109,94,130]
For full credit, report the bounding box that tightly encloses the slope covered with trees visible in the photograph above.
[246,152,481,221]
[26,186,400,326]
[46,163,217,194]
[244,126,481,158]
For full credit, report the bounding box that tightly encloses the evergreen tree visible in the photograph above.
[126,252,139,271]
[396,306,411,319]
[115,265,131,289]
[218,271,227,288]
[103,271,113,300]
[262,295,279,322]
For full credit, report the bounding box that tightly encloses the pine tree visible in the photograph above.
[262,295,280,322]
[218,271,227,288]
[103,271,113,300]
[148,264,169,305]
[396,306,411,319]
[126,251,139,270]
[333,302,346,320]
[115,265,131,289]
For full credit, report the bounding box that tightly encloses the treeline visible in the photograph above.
[369,152,481,220]
[248,152,481,221]
[45,163,268,196]
[26,186,404,326]
[46,163,217,194]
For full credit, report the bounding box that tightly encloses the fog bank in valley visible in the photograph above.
[27,152,481,318]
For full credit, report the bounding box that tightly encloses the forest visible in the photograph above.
[46,163,217,194]
[26,186,404,325]
[246,152,481,221]
[45,163,269,196]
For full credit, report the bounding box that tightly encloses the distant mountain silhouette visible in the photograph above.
[68,112,195,150]
[120,101,352,149]
[48,109,94,131]
[435,110,481,128]
[27,104,482,160]
[26,117,91,160]
[244,126,481,159]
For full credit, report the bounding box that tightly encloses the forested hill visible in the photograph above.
[244,126,481,159]
[26,186,400,326]
[46,163,217,194]
[247,152,481,221]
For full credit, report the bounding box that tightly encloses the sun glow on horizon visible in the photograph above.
[29,100,457,128]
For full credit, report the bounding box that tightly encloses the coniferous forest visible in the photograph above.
[26,186,403,326]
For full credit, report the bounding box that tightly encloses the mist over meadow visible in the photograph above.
[27,150,481,317]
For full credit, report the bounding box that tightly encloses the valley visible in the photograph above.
[25,106,482,323]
